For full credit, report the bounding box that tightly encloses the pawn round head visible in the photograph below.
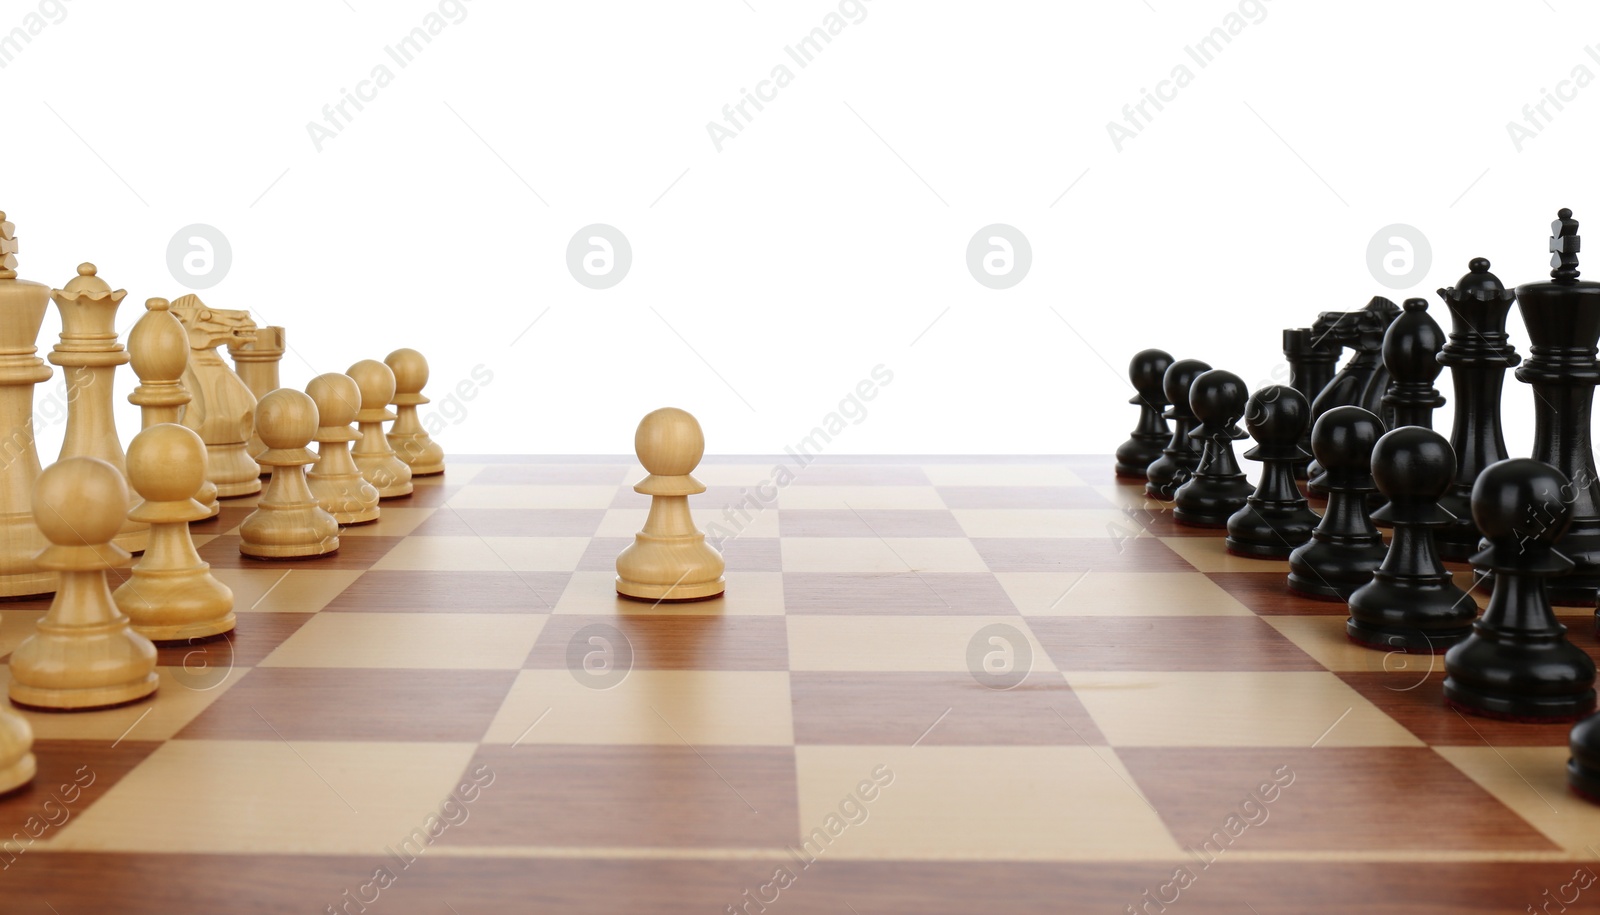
[33,456,127,546]
[127,423,208,502]
[1128,349,1174,399]
[1188,369,1247,424]
[1472,458,1573,546]
[1370,426,1455,502]
[346,359,397,410]
[1162,359,1212,415]
[635,407,704,476]
[384,348,429,395]
[1243,385,1309,444]
[256,388,319,449]
[305,373,361,427]
[1310,405,1384,471]
[1381,298,1445,382]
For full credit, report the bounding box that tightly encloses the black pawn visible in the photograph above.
[1145,358,1211,501]
[1436,257,1519,562]
[1444,458,1597,721]
[1175,370,1254,527]
[1380,299,1446,429]
[1569,711,1600,803]
[1346,427,1474,653]
[1287,406,1389,601]
[1115,348,1174,479]
[1226,385,1319,557]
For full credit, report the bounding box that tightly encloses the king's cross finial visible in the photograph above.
[1551,207,1581,283]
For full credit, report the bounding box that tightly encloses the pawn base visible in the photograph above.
[9,675,158,712]
[1345,622,1470,655]
[616,576,726,601]
[0,752,35,795]
[132,614,237,642]
[1444,690,1595,724]
[1225,538,1293,559]
[1284,574,1351,602]
[241,539,340,560]
[1568,765,1600,806]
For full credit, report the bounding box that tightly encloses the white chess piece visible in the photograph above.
[615,408,726,601]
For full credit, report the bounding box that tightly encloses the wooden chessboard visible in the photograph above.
[2,455,1599,914]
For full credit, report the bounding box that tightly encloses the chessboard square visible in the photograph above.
[0,739,163,848]
[782,572,1016,615]
[0,665,247,741]
[785,464,932,486]
[258,612,545,669]
[1093,482,1174,512]
[370,536,589,572]
[387,484,463,507]
[775,486,947,510]
[197,535,402,571]
[1065,671,1423,747]
[973,537,1193,573]
[779,509,964,539]
[1030,617,1323,671]
[49,740,479,854]
[1436,745,1600,853]
[440,745,798,849]
[176,668,518,742]
[153,614,315,668]
[1206,572,1348,616]
[1158,536,1288,573]
[1119,747,1558,853]
[335,507,435,537]
[552,570,785,616]
[920,464,1084,487]
[938,485,1114,510]
[482,670,793,746]
[790,672,1106,746]
[413,508,606,538]
[786,616,1056,674]
[1335,672,1574,747]
[781,538,988,574]
[953,509,1146,539]
[471,464,631,485]
[323,570,563,613]
[526,614,788,671]
[793,746,1179,859]
[443,485,619,509]
[211,569,363,614]
[1267,616,1413,672]
[999,571,1253,617]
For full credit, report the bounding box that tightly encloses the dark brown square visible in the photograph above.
[1118,747,1558,853]
[438,746,799,849]
[783,572,1017,614]
[1337,671,1576,746]
[790,672,1105,745]
[322,571,564,613]
[0,739,163,844]
[152,613,315,669]
[175,668,518,742]
[526,615,788,670]
[1029,617,1324,671]
[779,510,965,538]
[1206,571,1348,615]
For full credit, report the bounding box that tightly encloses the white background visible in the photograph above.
[0,0,1592,458]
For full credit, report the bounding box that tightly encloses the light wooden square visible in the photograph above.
[952,509,1147,539]
[998,571,1254,617]
[259,612,545,669]
[0,665,247,741]
[371,536,590,572]
[921,464,1084,487]
[776,486,948,510]
[787,615,1055,674]
[442,484,619,510]
[212,569,365,614]
[1157,536,1288,573]
[780,537,988,574]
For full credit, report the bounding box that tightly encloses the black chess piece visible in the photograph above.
[1514,208,1600,606]
[1174,369,1254,527]
[1287,406,1389,601]
[1569,710,1600,803]
[1346,427,1474,653]
[1381,299,1446,428]
[1435,257,1520,562]
[1306,297,1402,495]
[1115,348,1174,479]
[1283,328,1339,481]
[1226,385,1319,558]
[1444,458,1597,721]
[1145,358,1211,501]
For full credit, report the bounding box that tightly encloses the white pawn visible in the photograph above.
[347,359,413,499]
[240,389,340,559]
[306,373,380,524]
[114,423,235,640]
[0,707,32,794]
[127,297,220,520]
[8,457,158,710]
[385,348,445,476]
[615,407,726,601]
